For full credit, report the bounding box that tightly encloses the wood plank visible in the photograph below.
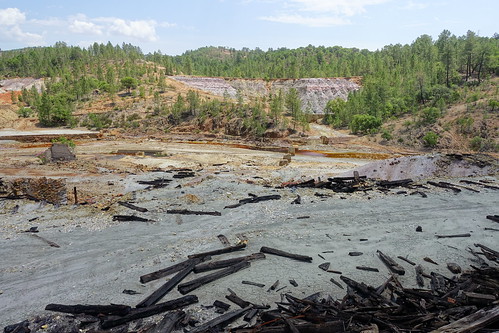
[188,243,246,259]
[431,306,499,333]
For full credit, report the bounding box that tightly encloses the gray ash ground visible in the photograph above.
[1,153,498,332]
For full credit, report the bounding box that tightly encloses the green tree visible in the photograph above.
[350,114,382,134]
[285,88,302,128]
[121,77,138,94]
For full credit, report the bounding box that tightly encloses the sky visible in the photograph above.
[0,0,497,55]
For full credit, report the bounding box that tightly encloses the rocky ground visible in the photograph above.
[0,131,498,332]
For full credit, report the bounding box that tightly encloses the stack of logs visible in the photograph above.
[5,241,498,333]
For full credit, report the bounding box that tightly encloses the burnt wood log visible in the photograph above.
[460,180,499,190]
[242,280,265,288]
[226,288,252,308]
[377,250,405,275]
[436,233,471,238]
[100,295,198,329]
[330,278,344,289]
[45,303,131,316]
[193,253,265,273]
[137,178,172,188]
[3,321,30,333]
[377,179,413,188]
[439,182,480,193]
[178,261,251,294]
[166,209,221,216]
[136,261,197,308]
[224,194,281,209]
[149,311,185,333]
[30,234,60,248]
[118,201,148,212]
[112,215,152,222]
[188,243,247,259]
[427,181,461,193]
[232,320,345,333]
[431,305,499,333]
[189,306,251,333]
[213,300,231,311]
[486,215,499,223]
[356,266,380,272]
[260,246,313,262]
[140,257,208,284]
[397,256,416,266]
[267,280,280,292]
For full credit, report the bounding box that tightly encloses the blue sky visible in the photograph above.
[0,0,497,55]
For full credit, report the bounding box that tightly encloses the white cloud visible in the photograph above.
[70,19,103,35]
[0,8,45,46]
[95,17,158,42]
[5,26,44,46]
[258,0,391,27]
[0,7,26,25]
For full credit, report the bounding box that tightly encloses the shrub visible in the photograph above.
[381,128,392,141]
[469,136,483,151]
[350,114,382,134]
[52,136,75,148]
[422,131,439,147]
[17,107,33,118]
[419,107,441,125]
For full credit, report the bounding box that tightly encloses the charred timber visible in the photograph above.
[260,246,313,262]
[100,295,198,329]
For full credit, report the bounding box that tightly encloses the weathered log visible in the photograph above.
[431,305,499,333]
[118,201,148,212]
[260,246,313,262]
[188,243,247,259]
[436,233,471,238]
[137,178,172,188]
[460,179,499,190]
[30,234,60,248]
[189,306,251,333]
[356,266,380,272]
[267,280,279,292]
[226,289,252,308]
[232,320,345,333]
[3,320,30,333]
[289,279,298,287]
[439,182,480,193]
[349,252,363,256]
[244,308,259,322]
[45,303,131,316]
[100,295,198,329]
[193,253,265,273]
[166,209,221,216]
[377,250,405,275]
[242,280,265,288]
[424,257,439,265]
[140,257,207,284]
[397,256,416,266]
[377,179,413,188]
[486,215,499,223]
[427,181,461,193]
[224,194,281,209]
[213,300,231,311]
[178,261,251,294]
[112,215,152,222]
[136,260,197,308]
[149,311,185,333]
[330,278,344,289]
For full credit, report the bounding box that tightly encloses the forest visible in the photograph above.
[0,30,498,149]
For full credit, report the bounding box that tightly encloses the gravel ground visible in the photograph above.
[1,167,498,330]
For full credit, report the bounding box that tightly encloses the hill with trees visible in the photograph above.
[0,30,497,151]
